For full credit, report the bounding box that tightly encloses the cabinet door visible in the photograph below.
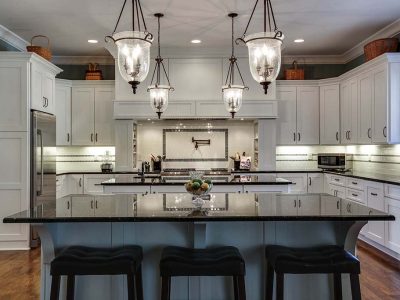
[279,173,308,193]
[372,64,388,143]
[169,59,222,101]
[320,85,340,144]
[94,196,115,217]
[321,195,341,215]
[67,174,84,194]
[42,71,55,114]
[358,72,373,143]
[71,196,95,217]
[296,86,319,144]
[385,197,400,254]
[275,195,298,216]
[72,87,95,145]
[276,86,297,145]
[83,174,114,194]
[31,64,46,112]
[307,173,324,193]
[55,83,71,145]
[366,186,385,245]
[56,175,68,199]
[94,87,115,146]
[340,81,350,144]
[348,79,359,143]
[298,195,320,215]
[56,197,71,217]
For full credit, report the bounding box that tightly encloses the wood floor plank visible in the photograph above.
[0,242,398,299]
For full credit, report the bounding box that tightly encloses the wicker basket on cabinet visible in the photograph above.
[285,60,305,80]
[26,35,52,61]
[364,38,399,62]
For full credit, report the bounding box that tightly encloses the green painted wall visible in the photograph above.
[278,63,345,80]
[56,64,115,80]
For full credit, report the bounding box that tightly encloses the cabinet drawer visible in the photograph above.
[329,175,345,186]
[346,178,364,191]
[346,188,365,204]
[384,184,400,200]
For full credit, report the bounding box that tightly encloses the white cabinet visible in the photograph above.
[278,173,308,193]
[72,87,95,145]
[358,72,374,143]
[385,196,400,254]
[71,195,95,217]
[31,63,56,114]
[275,194,320,216]
[320,195,341,215]
[340,78,358,144]
[372,64,388,143]
[307,173,324,193]
[276,84,319,145]
[169,59,222,101]
[298,195,321,215]
[72,83,115,146]
[346,188,365,204]
[67,174,84,194]
[365,183,385,245]
[276,194,298,216]
[55,80,72,146]
[56,197,71,217]
[83,174,114,194]
[320,84,340,144]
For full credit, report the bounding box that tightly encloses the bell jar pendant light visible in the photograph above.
[223,13,248,118]
[148,13,174,119]
[237,0,284,94]
[105,0,153,94]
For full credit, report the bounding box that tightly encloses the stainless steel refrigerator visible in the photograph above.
[30,111,56,247]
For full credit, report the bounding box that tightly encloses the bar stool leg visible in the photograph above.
[233,276,239,300]
[265,262,274,300]
[127,272,136,300]
[50,275,61,300]
[66,275,75,300]
[333,273,342,300]
[276,273,284,300]
[135,266,144,300]
[161,276,171,300]
[350,274,361,300]
[237,275,246,300]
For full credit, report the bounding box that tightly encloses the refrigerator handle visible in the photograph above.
[37,129,44,196]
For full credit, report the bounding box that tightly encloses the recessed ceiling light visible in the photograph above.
[191,39,202,44]
[294,39,304,43]
[88,39,98,44]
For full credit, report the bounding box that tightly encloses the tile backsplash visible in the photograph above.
[56,147,115,173]
[277,145,400,175]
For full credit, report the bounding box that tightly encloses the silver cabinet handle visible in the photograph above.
[79,178,82,187]
[37,129,44,196]
[383,126,387,138]
[91,200,94,209]
[67,133,70,142]
[367,128,372,139]
[95,200,98,209]
[299,199,301,208]
[336,132,339,141]
[371,192,378,196]
[294,199,297,207]
[91,133,94,142]
[346,131,349,140]
[352,181,357,185]
[293,132,296,142]
[298,132,301,141]
[336,200,339,210]
[67,201,70,210]
[334,178,340,182]
[309,177,311,186]
[95,133,98,142]
[351,193,358,197]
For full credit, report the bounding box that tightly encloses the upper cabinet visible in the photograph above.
[0,53,61,132]
[71,82,115,146]
[276,83,319,145]
[320,84,340,144]
[340,78,358,144]
[169,59,222,101]
[55,80,72,146]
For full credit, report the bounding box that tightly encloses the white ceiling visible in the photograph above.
[0,0,399,57]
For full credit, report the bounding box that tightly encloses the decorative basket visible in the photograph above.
[26,35,52,61]
[364,38,399,62]
[285,60,305,80]
[85,63,103,80]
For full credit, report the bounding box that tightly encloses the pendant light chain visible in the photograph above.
[110,0,149,35]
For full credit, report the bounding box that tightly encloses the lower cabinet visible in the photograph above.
[278,173,308,193]
[327,184,345,199]
[307,173,324,193]
[83,174,114,194]
[320,195,341,215]
[364,183,385,245]
[384,196,400,254]
[67,175,84,195]
[275,194,320,216]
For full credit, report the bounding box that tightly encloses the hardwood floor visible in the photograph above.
[0,243,398,299]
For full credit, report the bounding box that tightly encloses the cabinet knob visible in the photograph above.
[367,128,372,139]
[383,126,387,138]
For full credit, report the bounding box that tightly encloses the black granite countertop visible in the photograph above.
[101,174,292,186]
[3,193,394,223]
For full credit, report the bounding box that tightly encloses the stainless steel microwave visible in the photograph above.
[318,153,346,170]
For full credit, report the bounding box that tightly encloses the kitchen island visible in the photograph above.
[4,193,394,300]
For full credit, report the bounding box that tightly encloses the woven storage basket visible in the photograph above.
[26,35,52,61]
[364,38,398,62]
[85,63,103,80]
[285,60,305,80]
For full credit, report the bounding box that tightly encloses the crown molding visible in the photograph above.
[342,18,400,63]
[0,24,28,51]
[51,55,115,65]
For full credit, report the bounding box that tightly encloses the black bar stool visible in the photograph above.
[265,245,361,300]
[159,246,246,300]
[50,245,144,300]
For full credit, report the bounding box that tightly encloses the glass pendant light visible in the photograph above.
[223,13,248,118]
[237,0,284,94]
[148,13,174,119]
[105,0,153,94]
